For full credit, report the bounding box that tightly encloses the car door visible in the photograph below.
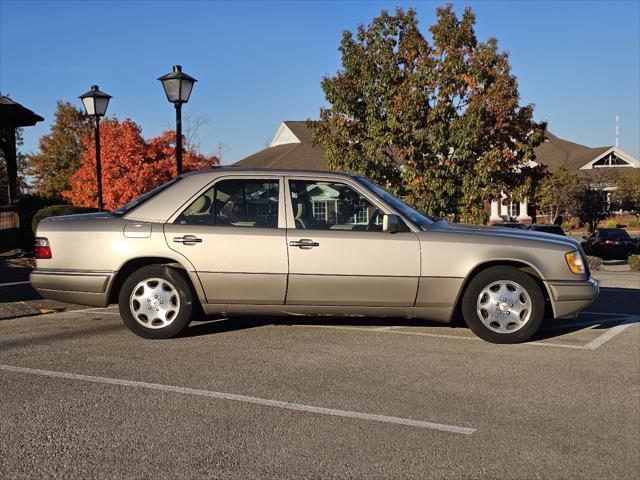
[284,176,421,306]
[165,175,288,305]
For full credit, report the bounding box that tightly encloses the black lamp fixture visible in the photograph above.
[79,85,111,211]
[158,65,197,175]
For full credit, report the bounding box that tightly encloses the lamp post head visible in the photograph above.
[158,65,197,104]
[79,84,111,117]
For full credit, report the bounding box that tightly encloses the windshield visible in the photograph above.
[111,177,182,217]
[355,177,433,229]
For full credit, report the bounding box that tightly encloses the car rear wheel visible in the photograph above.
[118,265,194,339]
[461,266,544,344]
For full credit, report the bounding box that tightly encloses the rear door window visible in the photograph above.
[176,179,279,228]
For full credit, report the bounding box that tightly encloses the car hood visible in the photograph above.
[423,220,582,251]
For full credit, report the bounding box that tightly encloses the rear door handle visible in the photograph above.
[289,239,319,249]
[173,235,202,245]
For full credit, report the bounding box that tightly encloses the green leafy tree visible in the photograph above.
[572,170,614,233]
[611,170,640,215]
[536,167,578,223]
[310,5,546,223]
[26,101,90,198]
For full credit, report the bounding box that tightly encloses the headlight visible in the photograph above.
[565,250,586,275]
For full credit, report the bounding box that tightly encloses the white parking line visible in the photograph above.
[65,306,120,315]
[0,364,476,435]
[581,311,628,316]
[0,281,30,287]
[292,315,639,350]
[42,306,121,316]
[541,317,632,332]
[583,317,638,350]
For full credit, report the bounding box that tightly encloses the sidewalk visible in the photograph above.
[1,257,80,320]
[592,271,640,289]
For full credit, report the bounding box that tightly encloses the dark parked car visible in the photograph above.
[581,228,638,259]
[529,224,566,236]
[491,222,527,229]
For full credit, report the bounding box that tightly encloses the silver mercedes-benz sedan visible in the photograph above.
[30,168,598,343]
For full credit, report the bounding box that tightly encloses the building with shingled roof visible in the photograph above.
[234,121,639,224]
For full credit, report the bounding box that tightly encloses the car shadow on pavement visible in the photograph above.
[180,315,449,339]
[0,322,124,351]
[181,287,639,343]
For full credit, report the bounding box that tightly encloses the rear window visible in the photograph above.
[598,229,630,238]
[534,225,565,235]
[111,177,182,217]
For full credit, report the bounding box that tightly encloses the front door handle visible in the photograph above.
[173,235,203,245]
[289,239,319,249]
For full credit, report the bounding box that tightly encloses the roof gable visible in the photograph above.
[235,121,326,171]
[579,146,640,169]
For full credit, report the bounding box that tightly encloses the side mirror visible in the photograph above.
[383,214,399,233]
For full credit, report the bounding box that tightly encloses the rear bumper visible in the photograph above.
[30,269,114,307]
[546,276,599,319]
[593,245,637,259]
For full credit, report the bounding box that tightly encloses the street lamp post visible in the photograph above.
[158,65,197,176]
[79,85,111,211]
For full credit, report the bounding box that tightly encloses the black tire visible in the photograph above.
[118,264,194,339]
[461,266,545,344]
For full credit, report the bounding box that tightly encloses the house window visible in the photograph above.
[312,201,327,222]
[351,206,369,224]
[507,201,520,219]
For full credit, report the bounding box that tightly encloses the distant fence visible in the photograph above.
[0,205,20,230]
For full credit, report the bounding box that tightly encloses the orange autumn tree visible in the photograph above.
[63,118,218,210]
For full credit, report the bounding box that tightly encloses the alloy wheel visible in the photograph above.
[129,277,181,329]
[476,279,532,334]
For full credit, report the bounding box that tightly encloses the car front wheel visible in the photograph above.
[118,265,194,339]
[461,266,544,344]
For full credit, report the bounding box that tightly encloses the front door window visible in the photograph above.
[289,180,382,231]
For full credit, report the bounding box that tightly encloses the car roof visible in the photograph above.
[181,167,358,179]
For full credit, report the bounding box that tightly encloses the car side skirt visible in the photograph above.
[201,303,455,323]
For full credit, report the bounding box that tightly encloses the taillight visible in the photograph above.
[34,237,52,259]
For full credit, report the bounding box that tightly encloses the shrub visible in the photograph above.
[629,255,640,272]
[16,194,61,246]
[605,219,620,228]
[628,218,640,228]
[32,205,97,234]
[587,256,603,271]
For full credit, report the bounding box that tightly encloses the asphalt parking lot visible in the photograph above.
[1,273,639,479]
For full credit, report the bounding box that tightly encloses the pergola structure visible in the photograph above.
[0,96,44,204]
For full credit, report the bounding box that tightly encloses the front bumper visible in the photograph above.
[30,269,114,307]
[546,276,599,319]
